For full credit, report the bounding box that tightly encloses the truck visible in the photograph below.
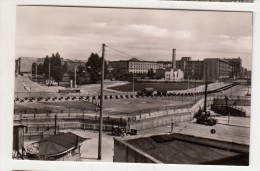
[137,88,154,96]
[195,111,217,126]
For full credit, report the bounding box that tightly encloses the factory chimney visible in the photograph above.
[172,49,176,70]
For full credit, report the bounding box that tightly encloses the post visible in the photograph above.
[74,65,77,88]
[36,63,38,83]
[48,62,51,86]
[54,114,57,135]
[98,43,105,160]
[132,77,134,93]
[204,66,208,113]
[49,63,50,80]
[187,76,189,92]
[225,96,229,124]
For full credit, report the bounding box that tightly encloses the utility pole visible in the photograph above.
[54,114,57,135]
[98,43,105,160]
[48,62,51,86]
[204,65,208,113]
[74,65,77,88]
[132,77,135,93]
[36,62,38,83]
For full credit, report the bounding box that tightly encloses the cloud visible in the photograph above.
[213,34,252,52]
[93,22,107,28]
[172,31,192,39]
[123,24,170,38]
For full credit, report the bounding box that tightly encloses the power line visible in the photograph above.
[106,45,140,60]
[97,48,102,55]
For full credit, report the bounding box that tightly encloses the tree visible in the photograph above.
[42,52,64,86]
[85,53,108,83]
[147,68,155,77]
[63,62,69,73]
[32,62,37,75]
[43,55,50,78]
[37,63,44,75]
[77,65,90,84]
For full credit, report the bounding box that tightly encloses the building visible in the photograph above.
[176,57,204,80]
[109,58,164,74]
[204,58,234,81]
[16,57,87,76]
[61,59,87,72]
[13,124,26,159]
[223,57,242,78]
[113,133,249,165]
[15,57,38,75]
[24,132,87,161]
[156,68,184,80]
[109,49,240,82]
[59,73,71,87]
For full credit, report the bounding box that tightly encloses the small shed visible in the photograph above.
[25,132,89,161]
[13,124,27,159]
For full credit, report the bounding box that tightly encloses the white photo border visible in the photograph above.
[0,1,259,171]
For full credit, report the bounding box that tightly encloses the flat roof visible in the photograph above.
[126,134,248,165]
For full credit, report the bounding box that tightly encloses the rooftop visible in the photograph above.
[123,133,249,165]
[25,132,88,158]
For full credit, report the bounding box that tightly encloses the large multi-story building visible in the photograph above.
[176,57,204,80]
[109,54,239,82]
[204,58,234,81]
[109,58,164,74]
[222,57,242,78]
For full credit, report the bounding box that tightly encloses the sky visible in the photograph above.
[16,6,253,70]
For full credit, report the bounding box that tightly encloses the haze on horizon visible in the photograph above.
[16,6,253,70]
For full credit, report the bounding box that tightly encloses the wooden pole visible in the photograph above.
[36,62,38,83]
[204,65,208,113]
[98,43,105,160]
[74,65,77,88]
[54,114,57,135]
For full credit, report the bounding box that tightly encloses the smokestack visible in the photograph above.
[172,49,176,70]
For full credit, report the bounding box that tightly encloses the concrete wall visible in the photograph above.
[213,99,250,106]
[129,97,213,130]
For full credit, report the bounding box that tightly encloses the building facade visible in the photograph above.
[16,57,87,76]
[15,57,38,75]
[61,59,87,72]
[204,58,234,81]
[176,57,204,80]
[109,58,164,74]
[156,68,184,80]
[223,57,242,78]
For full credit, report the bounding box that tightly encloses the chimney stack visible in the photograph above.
[172,49,176,70]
